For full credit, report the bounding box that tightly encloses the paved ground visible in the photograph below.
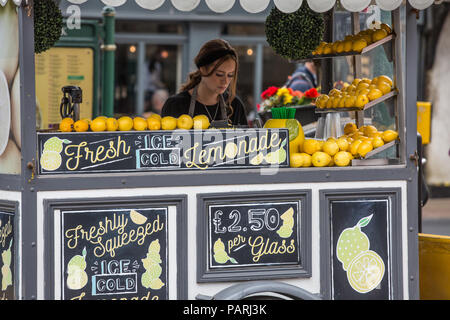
[421,197,450,236]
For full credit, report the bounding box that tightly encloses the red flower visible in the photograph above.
[292,90,304,98]
[304,88,319,98]
[261,86,279,99]
[256,103,261,111]
[287,87,294,95]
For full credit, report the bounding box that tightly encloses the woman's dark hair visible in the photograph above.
[180,39,239,117]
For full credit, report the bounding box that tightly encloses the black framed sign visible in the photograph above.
[197,190,312,282]
[319,189,403,300]
[0,208,15,300]
[36,129,289,174]
[60,207,168,300]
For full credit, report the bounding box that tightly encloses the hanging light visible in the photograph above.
[129,45,136,53]
[274,0,302,13]
[306,0,336,13]
[100,0,127,6]
[239,0,270,13]
[375,0,402,11]
[135,0,165,10]
[247,48,253,56]
[205,0,235,13]
[170,0,200,11]
[408,0,435,10]
[340,0,371,12]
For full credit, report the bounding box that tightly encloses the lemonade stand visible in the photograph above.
[0,0,433,300]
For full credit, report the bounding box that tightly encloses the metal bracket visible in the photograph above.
[409,150,419,167]
[27,159,36,182]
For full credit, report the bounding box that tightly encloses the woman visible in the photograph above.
[161,39,248,126]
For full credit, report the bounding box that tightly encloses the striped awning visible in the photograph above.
[57,0,437,13]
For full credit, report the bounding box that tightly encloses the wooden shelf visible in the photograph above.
[314,90,397,114]
[294,34,395,62]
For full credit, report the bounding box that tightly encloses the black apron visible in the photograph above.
[189,86,231,128]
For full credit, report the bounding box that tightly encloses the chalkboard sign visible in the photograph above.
[330,199,391,300]
[37,129,289,174]
[61,207,168,300]
[0,211,14,300]
[208,201,301,270]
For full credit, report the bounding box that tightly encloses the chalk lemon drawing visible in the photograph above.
[40,137,71,171]
[213,238,237,264]
[249,152,264,165]
[336,214,385,293]
[141,239,165,290]
[224,142,238,159]
[276,207,294,239]
[43,136,71,153]
[336,215,371,271]
[347,250,385,294]
[66,247,88,290]
[1,239,13,290]
[130,209,147,225]
[40,151,62,171]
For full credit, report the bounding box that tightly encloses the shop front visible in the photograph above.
[0,0,432,300]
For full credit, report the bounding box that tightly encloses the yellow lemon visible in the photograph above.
[322,140,340,156]
[90,117,107,132]
[336,137,349,151]
[381,130,399,143]
[328,89,341,97]
[323,43,333,54]
[367,88,383,101]
[357,140,374,158]
[73,119,89,132]
[338,96,346,108]
[106,118,118,131]
[177,114,194,130]
[147,117,161,130]
[352,78,362,86]
[193,114,210,130]
[343,40,353,52]
[336,41,345,53]
[95,116,107,121]
[332,95,342,108]
[372,136,385,148]
[355,94,369,109]
[361,78,372,85]
[161,116,177,130]
[334,151,352,167]
[344,95,356,108]
[372,28,388,42]
[378,75,393,87]
[352,38,367,52]
[118,116,134,131]
[325,97,334,109]
[133,117,148,131]
[289,153,304,168]
[302,139,321,155]
[316,95,329,109]
[350,139,363,156]
[332,41,340,53]
[360,34,372,45]
[362,125,378,136]
[356,82,370,91]
[344,123,358,135]
[299,153,312,167]
[381,23,392,35]
[59,118,74,132]
[376,81,392,95]
[149,113,161,120]
[311,151,331,167]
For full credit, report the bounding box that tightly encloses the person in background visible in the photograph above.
[285,61,317,92]
[161,39,248,126]
[143,88,169,118]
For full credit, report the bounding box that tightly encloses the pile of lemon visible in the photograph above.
[315,75,393,110]
[289,122,398,168]
[311,23,392,55]
[58,114,211,133]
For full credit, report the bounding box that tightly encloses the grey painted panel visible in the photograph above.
[0,200,20,300]
[319,188,403,300]
[197,190,312,282]
[43,194,188,300]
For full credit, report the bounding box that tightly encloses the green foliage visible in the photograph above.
[34,0,63,54]
[265,3,325,60]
